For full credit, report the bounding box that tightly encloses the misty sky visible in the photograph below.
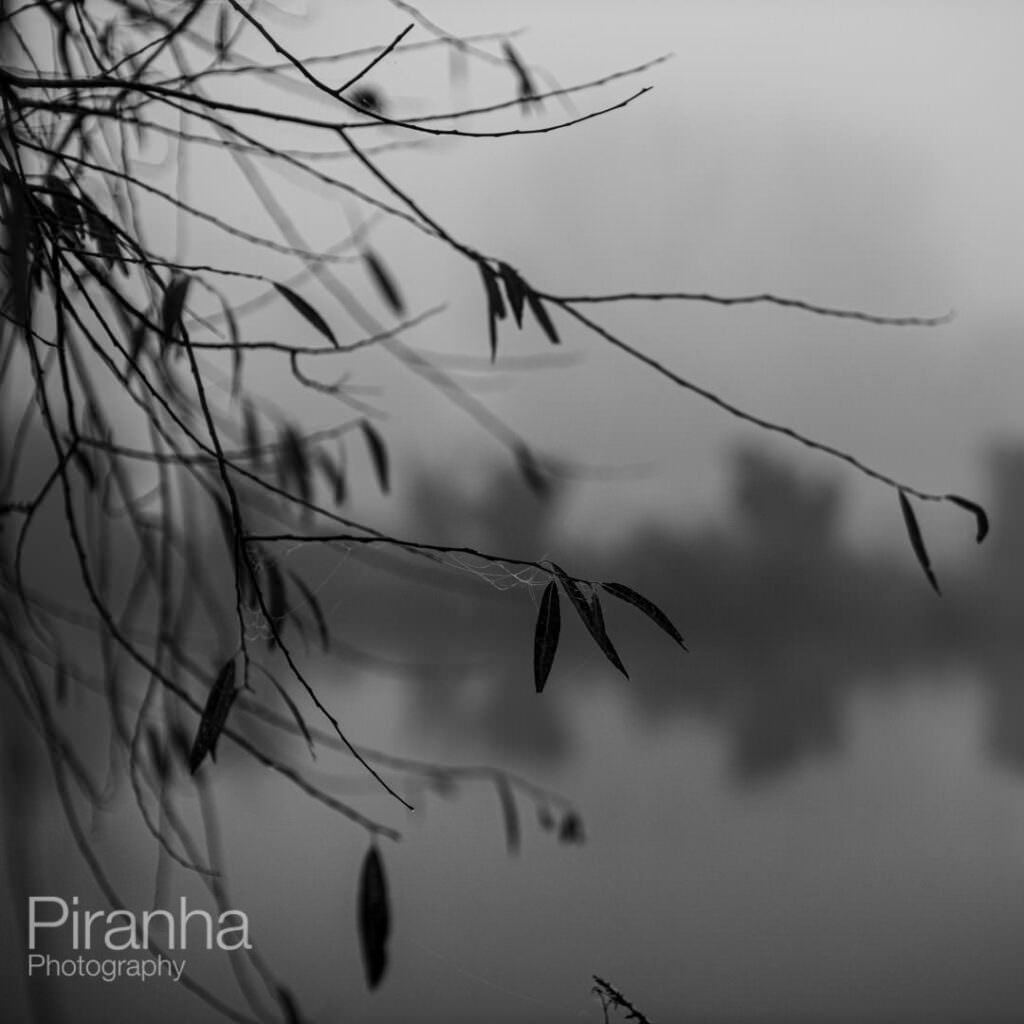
[259,0,1024,554]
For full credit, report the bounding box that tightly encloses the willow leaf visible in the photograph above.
[360,420,389,493]
[358,844,391,990]
[525,288,560,345]
[189,659,237,774]
[899,490,940,594]
[273,283,337,347]
[551,565,628,677]
[533,579,560,693]
[600,582,687,650]
[944,493,989,544]
[363,248,405,317]
[495,776,520,855]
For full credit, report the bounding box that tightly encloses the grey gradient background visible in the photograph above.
[4,2,1024,1022]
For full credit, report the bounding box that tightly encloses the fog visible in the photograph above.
[4,2,1024,1023]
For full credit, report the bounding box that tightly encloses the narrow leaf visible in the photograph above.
[533,579,560,693]
[220,292,243,398]
[126,321,147,381]
[189,659,237,774]
[276,986,305,1024]
[317,450,347,506]
[495,776,520,855]
[558,810,585,844]
[280,424,311,504]
[478,262,506,362]
[601,582,687,650]
[945,493,990,544]
[501,41,538,110]
[273,283,337,347]
[515,445,550,499]
[551,565,628,678]
[216,5,229,59]
[498,262,527,328]
[360,419,389,493]
[161,273,191,347]
[898,490,941,594]
[363,248,405,317]
[358,844,391,990]
[525,288,560,345]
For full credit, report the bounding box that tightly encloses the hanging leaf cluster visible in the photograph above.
[479,261,560,362]
[493,777,586,857]
[35,174,129,275]
[533,565,686,693]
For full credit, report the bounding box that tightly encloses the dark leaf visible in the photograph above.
[551,565,628,678]
[601,582,687,650]
[45,175,82,243]
[945,493,990,544]
[358,844,391,990]
[526,288,560,346]
[515,445,550,499]
[219,292,242,398]
[216,5,229,59]
[558,810,585,844]
[498,262,527,328]
[80,196,123,271]
[478,262,506,362]
[279,424,311,503]
[360,419,389,493]
[317,450,347,506]
[273,283,337,347]
[533,579,560,693]
[276,986,305,1024]
[537,805,555,831]
[189,659,238,774]
[231,345,243,400]
[588,589,607,637]
[161,273,191,348]
[501,41,538,109]
[363,249,405,317]
[126,321,147,380]
[495,776,520,855]
[898,490,941,594]
[350,86,384,114]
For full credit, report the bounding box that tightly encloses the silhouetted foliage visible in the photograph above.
[0,2,989,1021]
